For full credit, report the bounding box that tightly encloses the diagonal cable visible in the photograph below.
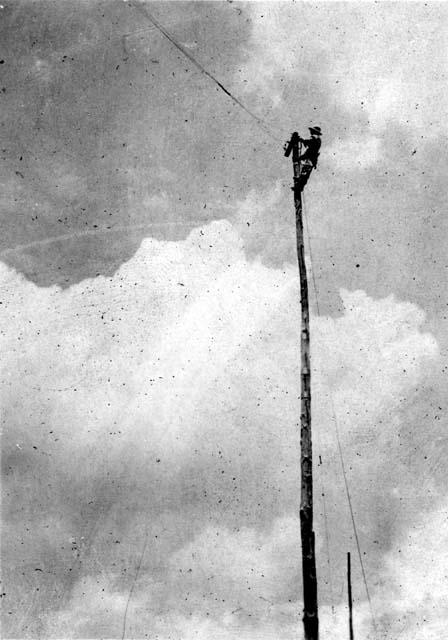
[129,1,283,144]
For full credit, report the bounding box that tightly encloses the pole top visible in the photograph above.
[284,131,299,157]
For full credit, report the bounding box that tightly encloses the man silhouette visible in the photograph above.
[296,126,322,190]
[298,126,322,168]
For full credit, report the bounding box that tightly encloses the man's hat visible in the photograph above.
[309,126,322,136]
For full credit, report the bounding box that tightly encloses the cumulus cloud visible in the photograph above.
[324,136,382,171]
[231,182,295,266]
[375,503,448,640]
[1,219,439,638]
[239,2,447,168]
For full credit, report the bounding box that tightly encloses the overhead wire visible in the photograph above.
[8,1,387,635]
[118,4,383,632]
[331,395,378,635]
[118,5,379,628]
[121,527,150,640]
[23,2,378,633]
[302,190,378,635]
[128,1,285,145]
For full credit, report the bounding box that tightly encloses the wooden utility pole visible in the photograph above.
[285,132,319,640]
[347,552,354,640]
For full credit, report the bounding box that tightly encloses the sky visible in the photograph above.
[1,1,447,638]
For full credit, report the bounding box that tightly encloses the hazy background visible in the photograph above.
[1,1,447,638]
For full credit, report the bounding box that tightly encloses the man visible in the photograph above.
[283,126,322,190]
[295,126,322,191]
[299,126,322,168]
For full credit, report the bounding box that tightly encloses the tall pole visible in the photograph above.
[347,552,354,640]
[285,132,319,640]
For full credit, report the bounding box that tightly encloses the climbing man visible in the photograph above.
[299,126,322,168]
[283,126,322,191]
[296,126,322,190]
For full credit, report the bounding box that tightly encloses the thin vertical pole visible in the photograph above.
[347,552,354,640]
[286,132,318,640]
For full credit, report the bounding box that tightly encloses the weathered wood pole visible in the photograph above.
[285,132,319,640]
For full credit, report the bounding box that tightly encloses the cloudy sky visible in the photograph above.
[1,1,447,638]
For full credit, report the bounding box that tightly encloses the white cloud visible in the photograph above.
[42,516,370,640]
[0,218,439,638]
[231,182,295,264]
[240,2,447,164]
[324,136,382,171]
[315,288,438,431]
[382,503,448,640]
